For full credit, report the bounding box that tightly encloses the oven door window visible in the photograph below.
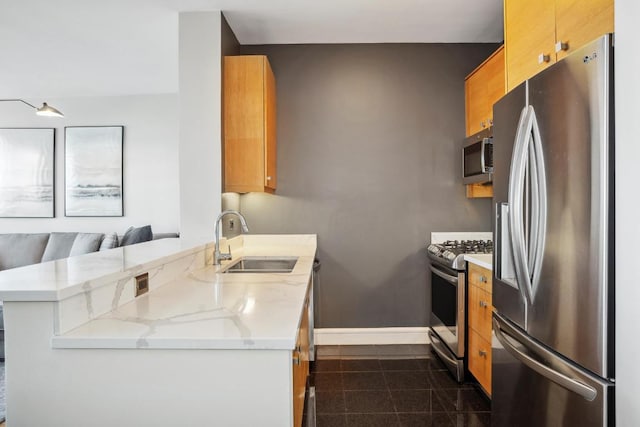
[431,269,458,334]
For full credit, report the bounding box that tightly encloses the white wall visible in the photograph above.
[178,12,223,242]
[0,94,179,234]
[615,1,640,425]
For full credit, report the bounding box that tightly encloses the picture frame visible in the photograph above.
[0,128,55,218]
[65,126,124,217]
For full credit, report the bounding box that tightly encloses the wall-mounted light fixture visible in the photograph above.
[0,99,64,118]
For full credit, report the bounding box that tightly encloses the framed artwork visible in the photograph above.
[0,128,55,218]
[65,126,123,217]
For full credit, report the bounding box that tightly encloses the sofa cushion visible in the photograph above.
[0,233,50,270]
[99,232,119,251]
[69,233,105,257]
[41,232,79,262]
[120,225,153,246]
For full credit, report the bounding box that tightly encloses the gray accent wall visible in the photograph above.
[238,43,496,328]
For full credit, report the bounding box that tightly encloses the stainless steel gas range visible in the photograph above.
[427,232,492,382]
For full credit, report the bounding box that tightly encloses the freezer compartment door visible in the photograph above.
[492,313,614,427]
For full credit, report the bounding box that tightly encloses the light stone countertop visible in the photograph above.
[50,234,317,351]
[463,253,493,270]
[0,237,213,302]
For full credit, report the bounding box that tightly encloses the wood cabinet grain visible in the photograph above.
[292,284,311,427]
[504,0,613,91]
[467,263,493,395]
[465,46,505,137]
[224,55,277,193]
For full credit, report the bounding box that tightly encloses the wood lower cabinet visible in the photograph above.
[504,0,613,91]
[224,55,277,193]
[292,284,311,427]
[468,329,492,394]
[467,263,493,395]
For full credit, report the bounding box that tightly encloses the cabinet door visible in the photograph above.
[505,0,556,91]
[264,58,277,190]
[465,66,488,137]
[468,264,492,294]
[292,292,310,427]
[468,329,492,395]
[465,46,504,138]
[555,0,613,60]
[469,284,493,340]
[485,46,505,126]
[224,55,277,194]
[224,56,266,193]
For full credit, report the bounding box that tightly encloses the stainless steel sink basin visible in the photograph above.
[223,256,298,273]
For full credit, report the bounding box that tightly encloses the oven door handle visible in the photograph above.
[428,330,459,366]
[430,265,458,285]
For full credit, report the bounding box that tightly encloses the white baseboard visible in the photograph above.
[314,327,431,346]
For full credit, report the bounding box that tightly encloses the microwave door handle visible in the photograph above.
[480,139,486,173]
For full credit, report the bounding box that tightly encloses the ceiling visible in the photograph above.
[0,0,503,98]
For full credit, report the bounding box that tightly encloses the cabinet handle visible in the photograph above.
[479,350,487,357]
[479,275,487,283]
[479,300,488,308]
[538,53,551,64]
[555,41,569,53]
[489,118,493,126]
[295,345,301,353]
[266,176,272,181]
[481,120,486,128]
[293,354,301,365]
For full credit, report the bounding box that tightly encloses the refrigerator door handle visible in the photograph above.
[529,107,548,296]
[493,316,597,401]
[508,106,548,304]
[508,106,533,304]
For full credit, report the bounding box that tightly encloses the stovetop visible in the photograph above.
[427,235,493,271]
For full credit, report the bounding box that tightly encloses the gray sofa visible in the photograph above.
[0,232,115,272]
[0,225,174,272]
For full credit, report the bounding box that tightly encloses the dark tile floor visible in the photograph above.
[311,345,490,427]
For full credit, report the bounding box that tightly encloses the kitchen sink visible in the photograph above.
[223,256,298,273]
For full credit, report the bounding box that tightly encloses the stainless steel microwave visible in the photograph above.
[462,128,493,184]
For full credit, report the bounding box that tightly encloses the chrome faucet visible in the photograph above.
[214,210,249,265]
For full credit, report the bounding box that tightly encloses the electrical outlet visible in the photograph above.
[135,273,149,297]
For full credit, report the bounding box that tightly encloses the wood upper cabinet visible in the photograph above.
[504,0,613,91]
[465,46,505,137]
[504,0,556,92]
[467,263,493,396]
[464,46,504,199]
[224,55,277,193]
[555,0,614,61]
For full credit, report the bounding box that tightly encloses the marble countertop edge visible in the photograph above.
[50,336,297,350]
[0,239,212,302]
[463,253,493,270]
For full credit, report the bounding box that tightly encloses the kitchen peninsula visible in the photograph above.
[0,234,316,426]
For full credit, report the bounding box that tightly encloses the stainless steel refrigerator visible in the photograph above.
[491,34,614,426]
